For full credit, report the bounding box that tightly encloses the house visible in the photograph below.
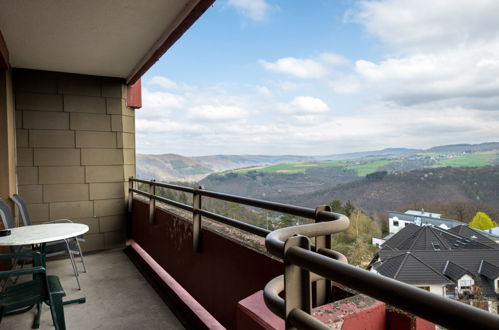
[370,223,499,299]
[372,210,466,246]
[388,210,465,234]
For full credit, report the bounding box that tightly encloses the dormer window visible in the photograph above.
[432,243,441,251]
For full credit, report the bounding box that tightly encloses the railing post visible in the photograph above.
[284,235,311,330]
[148,180,156,224]
[193,185,204,253]
[126,177,134,239]
[314,205,332,306]
[127,177,134,213]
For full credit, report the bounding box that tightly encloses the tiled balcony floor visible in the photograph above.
[1,249,184,330]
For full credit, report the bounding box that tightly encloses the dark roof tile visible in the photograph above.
[478,260,499,279]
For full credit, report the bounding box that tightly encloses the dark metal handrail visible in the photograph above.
[264,235,499,330]
[127,177,499,330]
[128,177,343,242]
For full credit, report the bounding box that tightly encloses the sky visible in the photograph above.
[136,0,499,156]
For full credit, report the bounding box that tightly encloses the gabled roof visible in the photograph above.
[478,260,499,279]
[376,247,499,297]
[449,225,499,248]
[382,224,420,250]
[375,252,452,285]
[382,224,492,251]
[443,261,472,281]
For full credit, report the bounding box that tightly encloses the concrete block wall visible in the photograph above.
[13,69,136,251]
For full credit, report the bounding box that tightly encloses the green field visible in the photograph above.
[226,151,498,178]
[229,158,391,176]
[434,153,497,167]
[344,160,392,176]
[231,162,307,174]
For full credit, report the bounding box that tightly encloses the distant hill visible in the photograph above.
[277,166,499,215]
[193,154,313,172]
[425,142,499,153]
[136,153,313,181]
[200,166,359,198]
[137,142,498,182]
[315,147,420,161]
[137,153,213,181]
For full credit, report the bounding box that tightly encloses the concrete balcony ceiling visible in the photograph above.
[0,0,213,83]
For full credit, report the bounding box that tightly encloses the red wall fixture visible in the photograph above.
[126,79,142,109]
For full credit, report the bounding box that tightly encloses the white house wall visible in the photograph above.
[388,216,411,234]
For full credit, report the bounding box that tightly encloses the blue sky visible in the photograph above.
[137,0,499,156]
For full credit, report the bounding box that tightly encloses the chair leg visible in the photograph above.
[49,295,66,330]
[74,238,86,273]
[64,240,81,290]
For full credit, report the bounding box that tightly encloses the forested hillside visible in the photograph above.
[277,166,499,220]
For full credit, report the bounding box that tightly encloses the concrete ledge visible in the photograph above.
[237,291,284,330]
[125,239,225,330]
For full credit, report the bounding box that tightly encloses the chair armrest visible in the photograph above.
[0,251,43,265]
[0,266,46,279]
[0,251,42,259]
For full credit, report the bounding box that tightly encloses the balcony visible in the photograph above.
[2,178,499,329]
[1,4,499,329]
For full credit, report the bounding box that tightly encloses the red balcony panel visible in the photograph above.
[130,198,283,329]
[386,307,435,330]
[237,290,284,330]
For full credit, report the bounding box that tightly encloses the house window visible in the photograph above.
[432,242,441,251]
[393,221,399,227]
[459,279,473,288]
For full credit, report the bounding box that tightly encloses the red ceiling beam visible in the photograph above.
[126,0,215,85]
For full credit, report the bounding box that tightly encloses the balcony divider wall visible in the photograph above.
[13,69,135,251]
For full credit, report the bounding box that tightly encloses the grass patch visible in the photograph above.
[345,160,392,176]
[436,153,497,167]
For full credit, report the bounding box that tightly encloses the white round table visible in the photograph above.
[0,223,88,246]
[0,223,89,324]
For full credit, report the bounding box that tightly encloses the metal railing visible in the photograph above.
[128,177,344,250]
[128,177,499,330]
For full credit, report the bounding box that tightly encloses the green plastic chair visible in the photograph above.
[0,251,66,330]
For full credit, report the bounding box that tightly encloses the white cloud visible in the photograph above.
[137,0,499,159]
[148,76,178,90]
[280,96,330,115]
[187,105,248,122]
[354,0,499,52]
[260,52,349,79]
[328,75,362,94]
[256,85,272,97]
[227,0,272,22]
[260,57,329,79]
[139,89,184,121]
[328,0,499,109]
[354,46,499,105]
